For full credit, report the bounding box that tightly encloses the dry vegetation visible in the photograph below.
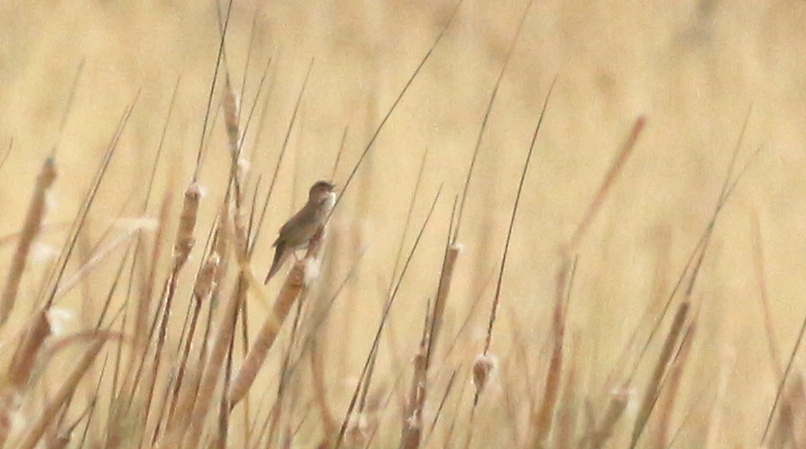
[1,0,806,448]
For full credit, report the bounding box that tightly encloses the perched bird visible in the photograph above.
[264,180,337,283]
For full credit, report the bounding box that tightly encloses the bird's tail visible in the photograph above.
[264,243,289,283]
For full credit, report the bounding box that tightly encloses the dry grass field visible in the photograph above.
[1,0,806,447]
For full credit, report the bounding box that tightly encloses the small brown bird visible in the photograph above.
[264,180,337,283]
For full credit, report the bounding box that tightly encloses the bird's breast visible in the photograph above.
[317,192,336,221]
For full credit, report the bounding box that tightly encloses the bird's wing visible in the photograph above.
[272,210,300,247]
[273,205,317,248]
[265,241,288,283]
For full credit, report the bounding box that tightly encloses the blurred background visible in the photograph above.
[1,0,806,446]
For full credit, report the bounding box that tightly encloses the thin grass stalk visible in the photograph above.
[787,373,806,445]
[153,236,218,445]
[175,210,243,449]
[222,69,246,216]
[135,182,202,436]
[428,241,460,364]
[237,227,257,449]
[332,268,359,427]
[330,126,349,181]
[441,365,472,449]
[334,188,442,449]
[100,247,137,449]
[443,267,495,364]
[151,245,221,446]
[250,60,312,256]
[0,310,52,446]
[399,200,459,449]
[0,391,13,443]
[124,85,177,415]
[324,5,465,437]
[633,117,749,384]
[266,247,365,448]
[228,225,327,406]
[602,231,672,397]
[400,308,430,449]
[213,210,232,299]
[43,100,134,311]
[453,0,535,243]
[124,278,169,420]
[555,349,578,449]
[310,339,338,439]
[132,190,172,364]
[652,324,696,448]
[49,60,85,160]
[501,379,521,448]
[72,378,100,449]
[77,221,95,349]
[8,309,51,389]
[358,369,406,449]
[704,347,734,449]
[346,98,377,414]
[236,34,271,151]
[105,294,134,447]
[0,139,11,171]
[401,350,428,449]
[422,369,457,448]
[387,148,429,303]
[179,276,244,448]
[243,56,276,175]
[216,328,237,449]
[250,390,278,449]
[768,402,795,449]
[227,163,268,443]
[565,116,646,256]
[240,188,267,445]
[629,301,689,448]
[53,223,145,303]
[36,107,134,448]
[752,210,782,379]
[0,158,57,325]
[13,339,105,449]
[264,288,310,449]
[44,406,69,449]
[530,259,570,448]
[0,222,71,250]
[193,0,233,181]
[471,84,554,449]
[326,0,463,220]
[173,183,202,272]
[481,79,554,358]
[222,74,241,156]
[165,358,204,435]
[46,435,69,449]
[303,227,343,446]
[142,372,177,449]
[161,202,238,448]
[580,383,629,449]
[767,372,806,448]
[163,252,220,433]
[356,332,381,435]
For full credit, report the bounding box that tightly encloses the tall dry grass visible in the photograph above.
[0,0,804,448]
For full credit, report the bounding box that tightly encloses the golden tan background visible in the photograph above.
[1,0,806,446]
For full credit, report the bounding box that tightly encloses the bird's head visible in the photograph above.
[308,180,337,202]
